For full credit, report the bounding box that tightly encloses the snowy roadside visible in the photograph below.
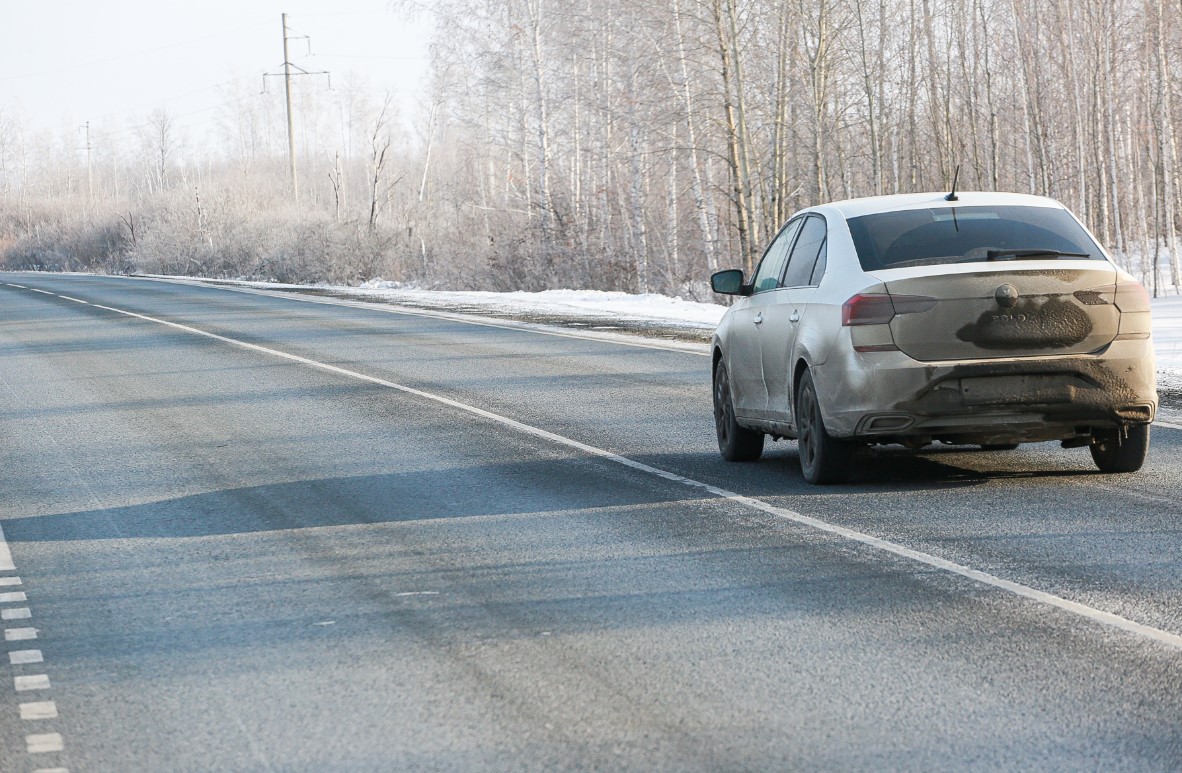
[150,275,1182,412]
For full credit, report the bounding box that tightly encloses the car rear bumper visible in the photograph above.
[814,339,1157,443]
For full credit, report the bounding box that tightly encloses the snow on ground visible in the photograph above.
[1153,295,1182,400]
[355,280,728,329]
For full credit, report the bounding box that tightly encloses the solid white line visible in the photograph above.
[20,701,58,720]
[2,609,32,621]
[0,577,22,587]
[90,299,1182,652]
[15,674,50,691]
[0,524,16,572]
[9,650,43,665]
[57,295,88,304]
[6,628,38,641]
[141,275,713,357]
[1155,419,1182,431]
[25,732,63,753]
[0,592,28,603]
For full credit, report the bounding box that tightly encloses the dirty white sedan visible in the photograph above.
[710,192,1157,484]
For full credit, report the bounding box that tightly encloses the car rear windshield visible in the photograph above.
[846,205,1105,271]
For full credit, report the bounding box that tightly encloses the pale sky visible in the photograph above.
[0,1,432,148]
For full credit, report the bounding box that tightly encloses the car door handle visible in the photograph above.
[753,313,764,325]
[789,310,801,323]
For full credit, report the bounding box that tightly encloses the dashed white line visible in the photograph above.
[86,298,1182,652]
[20,701,57,720]
[15,674,51,692]
[0,517,65,766]
[29,289,53,295]
[10,650,43,665]
[6,628,38,641]
[57,295,88,304]
[25,732,64,754]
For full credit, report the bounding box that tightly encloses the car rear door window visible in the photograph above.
[784,215,827,287]
[751,218,803,292]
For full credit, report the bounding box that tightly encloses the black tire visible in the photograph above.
[980,443,1020,451]
[795,369,855,484]
[713,362,764,462]
[1090,424,1150,473]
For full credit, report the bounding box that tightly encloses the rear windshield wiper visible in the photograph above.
[986,248,1092,260]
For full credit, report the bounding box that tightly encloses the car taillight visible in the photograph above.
[1114,280,1151,312]
[842,293,936,326]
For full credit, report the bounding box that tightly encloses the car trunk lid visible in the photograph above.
[881,262,1119,361]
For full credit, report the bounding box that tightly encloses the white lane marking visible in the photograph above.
[15,674,50,691]
[20,701,57,720]
[10,650,43,665]
[1155,419,1182,431]
[25,733,64,753]
[8,283,28,288]
[140,275,712,357]
[0,524,16,572]
[394,591,440,597]
[6,628,38,641]
[29,289,53,295]
[0,523,68,768]
[57,295,88,305]
[90,300,1182,653]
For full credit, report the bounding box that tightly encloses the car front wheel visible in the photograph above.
[713,362,764,462]
[1090,423,1149,473]
[795,369,855,484]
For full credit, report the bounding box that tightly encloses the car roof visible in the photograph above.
[804,191,1066,221]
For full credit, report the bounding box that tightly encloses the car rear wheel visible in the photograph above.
[795,369,855,484]
[1090,424,1149,473]
[713,362,764,462]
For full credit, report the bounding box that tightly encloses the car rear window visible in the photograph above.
[846,205,1105,271]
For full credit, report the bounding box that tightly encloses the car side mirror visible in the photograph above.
[711,269,749,296]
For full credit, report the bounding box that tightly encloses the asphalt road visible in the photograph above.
[1,272,1180,772]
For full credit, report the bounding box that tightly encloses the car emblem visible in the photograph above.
[995,284,1019,308]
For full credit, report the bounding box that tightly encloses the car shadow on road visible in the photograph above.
[626,442,1110,499]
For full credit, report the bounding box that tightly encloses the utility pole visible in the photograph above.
[282,13,297,202]
[80,121,93,205]
[265,14,330,205]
